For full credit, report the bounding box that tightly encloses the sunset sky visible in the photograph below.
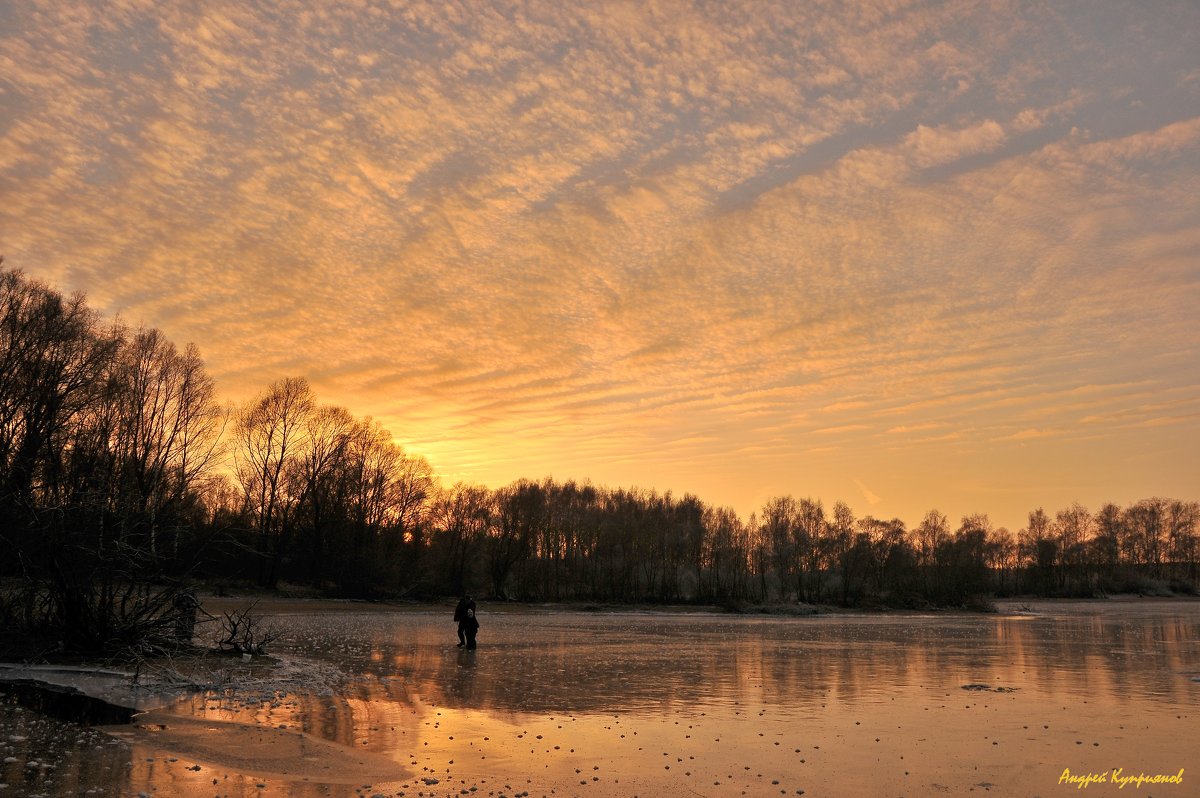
[2,0,1198,531]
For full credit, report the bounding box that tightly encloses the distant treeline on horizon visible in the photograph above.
[1,266,1198,651]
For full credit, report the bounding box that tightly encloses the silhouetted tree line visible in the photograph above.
[423,486,1198,605]
[2,267,1197,651]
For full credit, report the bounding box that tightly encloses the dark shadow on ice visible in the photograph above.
[0,665,189,725]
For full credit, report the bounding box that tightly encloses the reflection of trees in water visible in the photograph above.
[424,641,714,713]
[1009,614,1197,703]
[252,609,1200,729]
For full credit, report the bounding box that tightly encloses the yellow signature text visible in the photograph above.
[1059,768,1184,790]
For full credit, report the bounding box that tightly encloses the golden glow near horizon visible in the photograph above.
[1,1,1197,531]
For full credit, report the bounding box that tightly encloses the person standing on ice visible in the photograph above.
[463,607,480,650]
[454,595,475,647]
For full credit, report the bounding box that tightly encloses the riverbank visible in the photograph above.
[195,588,1198,620]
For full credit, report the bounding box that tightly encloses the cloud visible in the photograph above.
[1,0,1198,530]
[1078,117,1200,166]
[904,119,1008,168]
[854,479,882,506]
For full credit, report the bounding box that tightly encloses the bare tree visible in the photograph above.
[0,268,116,516]
[760,495,798,601]
[289,404,356,586]
[1054,504,1093,593]
[107,329,223,555]
[1018,508,1055,595]
[914,509,949,596]
[431,482,492,596]
[233,377,314,588]
[489,480,544,599]
[795,498,826,603]
[0,266,224,654]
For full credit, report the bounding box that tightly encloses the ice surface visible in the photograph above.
[1,598,1197,797]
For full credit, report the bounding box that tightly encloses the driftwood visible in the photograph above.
[212,601,278,656]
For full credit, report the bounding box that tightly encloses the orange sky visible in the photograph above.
[2,0,1198,531]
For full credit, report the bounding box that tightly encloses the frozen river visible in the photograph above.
[2,598,1198,797]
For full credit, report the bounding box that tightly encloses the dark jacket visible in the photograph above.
[454,597,475,623]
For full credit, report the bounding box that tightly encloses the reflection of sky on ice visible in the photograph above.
[273,602,1200,712]
[2,601,1197,797]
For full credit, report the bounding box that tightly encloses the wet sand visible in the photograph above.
[2,598,1197,797]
